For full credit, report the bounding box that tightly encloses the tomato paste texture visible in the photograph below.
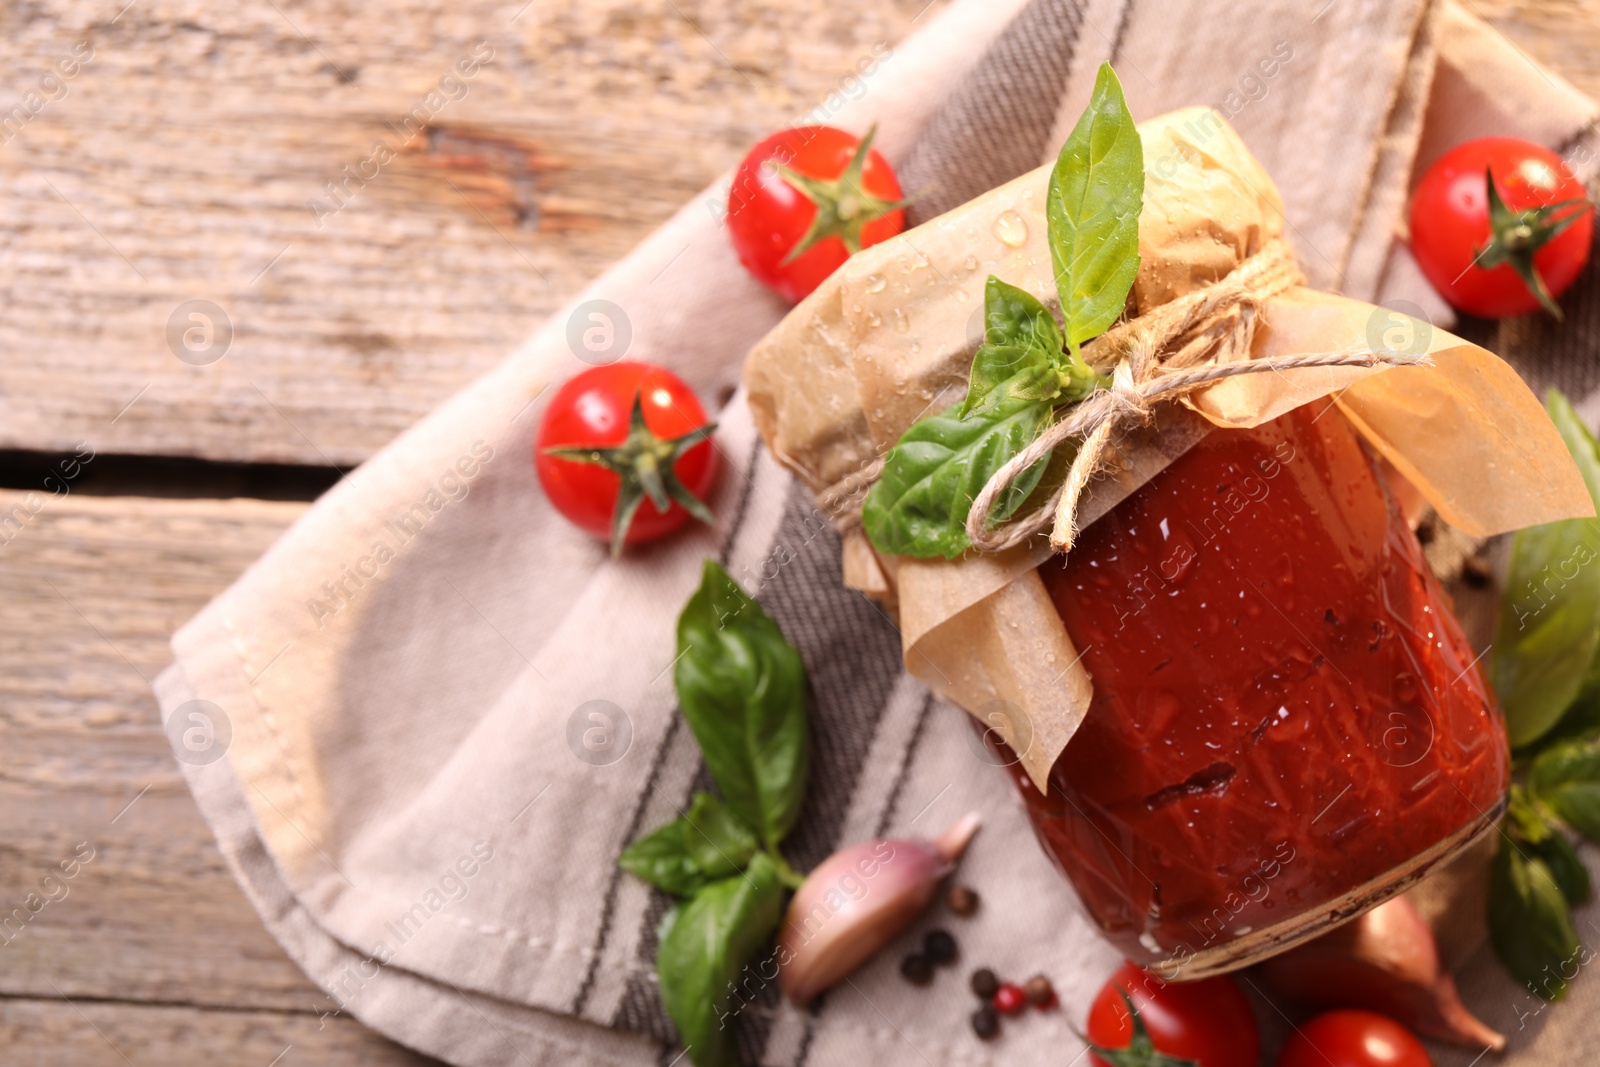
[1018,404,1507,966]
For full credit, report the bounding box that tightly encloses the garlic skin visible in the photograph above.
[777,813,981,1006]
[1257,895,1505,1050]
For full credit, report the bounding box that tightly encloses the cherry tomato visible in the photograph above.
[1086,962,1259,1067]
[1275,1010,1433,1067]
[1410,137,1592,318]
[535,362,718,554]
[727,124,906,303]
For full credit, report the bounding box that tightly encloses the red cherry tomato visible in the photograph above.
[1086,962,1259,1067]
[1410,137,1592,318]
[727,125,906,303]
[535,362,718,554]
[1275,1010,1433,1067]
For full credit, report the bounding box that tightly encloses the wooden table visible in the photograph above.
[2,0,1595,1062]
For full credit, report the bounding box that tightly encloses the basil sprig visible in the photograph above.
[1489,389,1600,748]
[862,63,1142,559]
[1486,388,1600,1000]
[616,561,808,1067]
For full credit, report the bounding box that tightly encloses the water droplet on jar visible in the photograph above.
[954,289,968,302]
[850,304,863,315]
[963,255,979,272]
[992,210,1028,247]
[892,308,910,334]
[864,273,887,294]
[910,341,921,353]
[865,311,882,328]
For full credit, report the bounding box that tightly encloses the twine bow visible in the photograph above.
[961,238,1429,554]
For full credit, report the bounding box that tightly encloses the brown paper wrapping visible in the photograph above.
[744,108,1594,792]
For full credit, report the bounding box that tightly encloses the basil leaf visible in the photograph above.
[981,274,1064,353]
[862,396,1053,559]
[1490,389,1600,748]
[959,277,1071,421]
[960,344,1061,420]
[1530,737,1600,840]
[684,792,758,878]
[618,819,713,898]
[1047,63,1143,352]
[1509,784,1592,904]
[676,561,810,848]
[1489,835,1580,1001]
[657,852,786,1067]
[1533,829,1592,905]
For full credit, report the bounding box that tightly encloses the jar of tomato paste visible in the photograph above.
[1001,401,1508,978]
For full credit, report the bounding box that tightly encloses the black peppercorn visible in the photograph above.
[969,967,999,999]
[970,1005,1000,1040]
[1023,974,1054,1005]
[900,953,934,986]
[923,928,958,965]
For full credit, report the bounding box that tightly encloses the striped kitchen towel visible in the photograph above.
[153,0,1600,1064]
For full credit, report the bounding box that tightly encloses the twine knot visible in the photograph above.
[960,238,1427,554]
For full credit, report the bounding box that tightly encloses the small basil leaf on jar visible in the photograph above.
[675,561,810,849]
[959,342,1061,421]
[1047,62,1143,356]
[618,818,714,898]
[959,275,1099,422]
[1489,834,1581,1001]
[1490,388,1600,748]
[684,791,759,878]
[862,396,1054,559]
[657,852,786,1067]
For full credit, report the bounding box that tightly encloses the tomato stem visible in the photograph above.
[1077,992,1202,1067]
[1477,165,1593,319]
[771,123,911,264]
[543,390,717,556]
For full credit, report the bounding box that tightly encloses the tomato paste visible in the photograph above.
[1015,403,1507,975]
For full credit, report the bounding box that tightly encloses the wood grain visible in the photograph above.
[6,3,1600,1063]
[0,999,439,1066]
[0,0,944,467]
[0,489,442,1061]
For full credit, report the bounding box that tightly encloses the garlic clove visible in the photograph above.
[777,813,980,1006]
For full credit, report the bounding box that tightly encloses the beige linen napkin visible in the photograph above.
[154,1,1600,1064]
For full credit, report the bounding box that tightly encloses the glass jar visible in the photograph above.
[1003,402,1508,978]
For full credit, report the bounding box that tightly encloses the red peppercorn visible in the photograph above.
[993,982,1028,1015]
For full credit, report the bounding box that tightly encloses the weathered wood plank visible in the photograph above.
[0,490,338,1013]
[0,0,943,466]
[0,998,440,1066]
[0,487,440,1059]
